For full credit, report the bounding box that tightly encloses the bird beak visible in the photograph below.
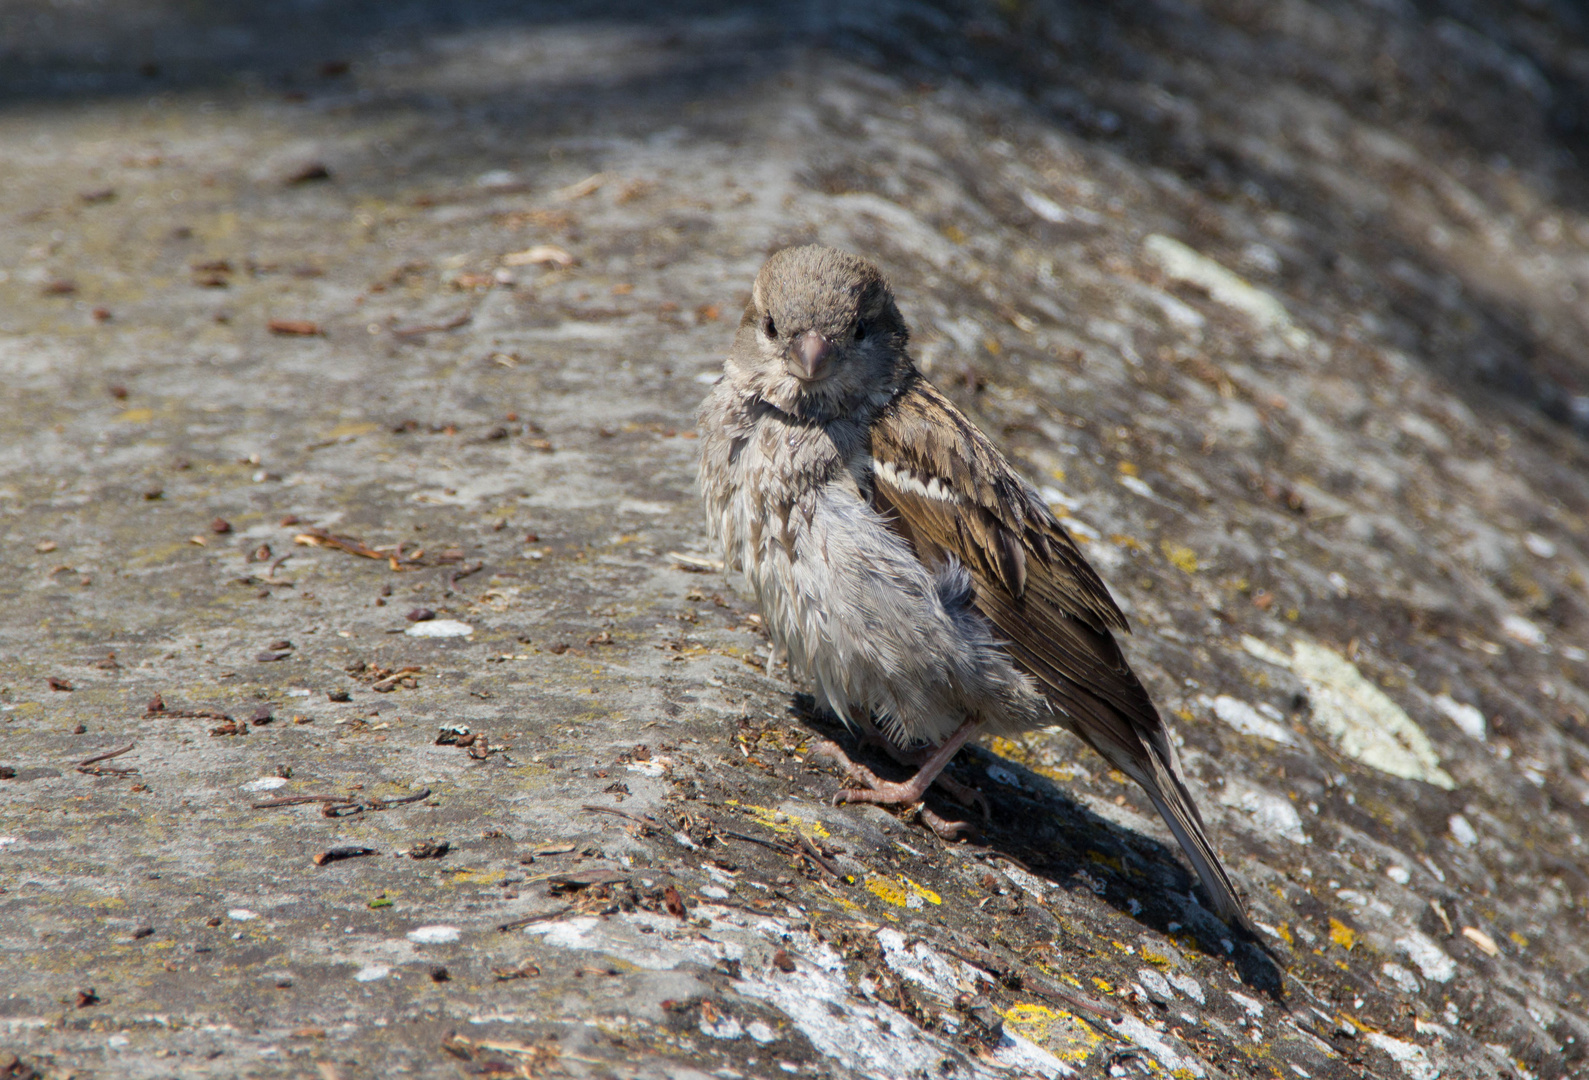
[787,330,834,382]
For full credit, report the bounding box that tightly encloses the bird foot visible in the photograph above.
[813,738,987,823]
[917,805,977,841]
[833,769,931,808]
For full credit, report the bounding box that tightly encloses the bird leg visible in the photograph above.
[826,717,986,814]
[853,716,933,765]
[851,719,986,809]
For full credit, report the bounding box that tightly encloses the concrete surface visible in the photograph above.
[3,2,1589,1077]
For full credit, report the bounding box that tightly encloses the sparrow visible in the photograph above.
[696,244,1248,929]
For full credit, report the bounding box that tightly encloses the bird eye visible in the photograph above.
[763,315,777,338]
[854,319,868,342]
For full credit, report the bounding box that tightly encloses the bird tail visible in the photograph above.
[1132,748,1251,931]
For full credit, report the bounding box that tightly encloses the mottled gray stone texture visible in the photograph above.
[3,2,1588,1078]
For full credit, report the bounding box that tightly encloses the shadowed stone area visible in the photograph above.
[2,1,1588,1077]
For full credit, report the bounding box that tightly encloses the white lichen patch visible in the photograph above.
[1432,693,1487,740]
[1108,1014,1205,1077]
[406,925,460,944]
[1136,968,1174,1003]
[1240,636,1454,788]
[1143,234,1309,352]
[1364,1031,1439,1080]
[1221,779,1309,845]
[405,618,474,638]
[875,928,990,998]
[1397,931,1456,983]
[1229,991,1266,1020]
[1500,614,1546,649]
[734,939,968,1078]
[1207,694,1299,745]
[1381,962,1420,994]
[1448,814,1479,847]
[240,777,288,793]
[517,909,1140,1078]
[522,912,738,971]
[1165,971,1205,1004]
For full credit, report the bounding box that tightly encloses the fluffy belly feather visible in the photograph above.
[707,454,1048,748]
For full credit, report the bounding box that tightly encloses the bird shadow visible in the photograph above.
[787,694,1285,999]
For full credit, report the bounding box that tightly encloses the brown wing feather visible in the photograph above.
[869,373,1250,927]
[868,375,1151,730]
[869,376,1127,634]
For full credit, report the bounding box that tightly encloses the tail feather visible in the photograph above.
[1134,750,1251,931]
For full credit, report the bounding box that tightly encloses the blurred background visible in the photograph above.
[4,0,1588,427]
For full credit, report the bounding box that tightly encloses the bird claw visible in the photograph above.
[917,805,977,840]
[817,741,929,804]
[833,772,926,807]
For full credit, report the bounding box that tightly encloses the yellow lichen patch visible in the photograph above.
[1092,977,1113,993]
[823,890,865,913]
[1509,931,1529,949]
[1110,533,1143,550]
[326,420,381,439]
[1274,923,1294,946]
[898,875,941,906]
[1001,1003,1105,1064]
[1109,940,1134,954]
[1140,948,1173,967]
[1089,851,1125,873]
[986,735,1027,762]
[1118,461,1140,477]
[1329,917,1355,949]
[1161,541,1199,573]
[1049,467,1067,482]
[740,804,831,840]
[866,877,910,907]
[1003,1003,1060,1031]
[446,869,506,887]
[116,407,154,423]
[1031,762,1088,784]
[865,874,940,909]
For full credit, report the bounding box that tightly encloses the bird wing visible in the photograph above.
[868,372,1248,927]
[866,373,1160,736]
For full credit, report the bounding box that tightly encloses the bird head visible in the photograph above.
[725,245,911,421]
